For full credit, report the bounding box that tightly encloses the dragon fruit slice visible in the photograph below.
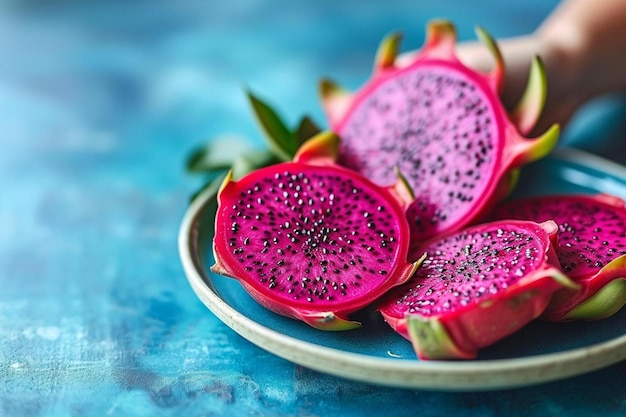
[211,131,419,330]
[320,20,559,241]
[378,219,576,359]
[488,194,626,321]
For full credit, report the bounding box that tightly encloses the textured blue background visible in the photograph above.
[1,1,625,416]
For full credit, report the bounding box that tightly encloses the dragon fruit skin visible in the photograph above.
[210,132,419,331]
[488,194,626,322]
[377,220,576,360]
[320,20,559,241]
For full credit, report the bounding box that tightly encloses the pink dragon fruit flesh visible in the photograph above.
[377,219,576,360]
[489,194,626,322]
[320,20,560,242]
[211,131,419,330]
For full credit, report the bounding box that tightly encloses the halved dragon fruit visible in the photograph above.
[378,219,576,359]
[211,131,419,330]
[320,20,559,241]
[488,194,626,321]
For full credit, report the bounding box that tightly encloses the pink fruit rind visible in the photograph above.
[488,193,626,322]
[405,264,569,359]
[320,20,559,242]
[378,220,576,359]
[548,259,626,322]
[211,132,419,331]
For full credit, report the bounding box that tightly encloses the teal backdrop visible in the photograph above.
[1,1,625,416]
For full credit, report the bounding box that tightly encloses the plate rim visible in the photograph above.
[178,147,626,391]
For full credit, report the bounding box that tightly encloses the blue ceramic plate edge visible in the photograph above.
[178,147,626,391]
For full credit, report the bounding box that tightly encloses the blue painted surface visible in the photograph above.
[1,1,624,416]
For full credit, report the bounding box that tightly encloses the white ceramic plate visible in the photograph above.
[179,148,626,391]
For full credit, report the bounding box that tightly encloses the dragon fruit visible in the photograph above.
[377,219,576,359]
[210,131,419,330]
[488,194,626,322]
[319,20,559,241]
